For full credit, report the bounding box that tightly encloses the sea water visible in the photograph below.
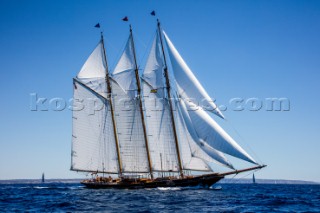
[0,183,319,212]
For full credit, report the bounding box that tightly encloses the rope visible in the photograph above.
[133,30,156,70]
[104,35,128,71]
[229,169,258,184]
[225,119,264,165]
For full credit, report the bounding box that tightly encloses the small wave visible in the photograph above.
[182,185,205,190]
[69,186,85,190]
[18,186,30,189]
[33,186,50,189]
[157,187,181,191]
[210,185,222,190]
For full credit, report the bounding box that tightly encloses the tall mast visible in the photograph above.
[129,25,154,179]
[157,19,184,178]
[100,32,123,177]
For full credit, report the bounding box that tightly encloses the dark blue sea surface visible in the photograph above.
[0,183,319,212]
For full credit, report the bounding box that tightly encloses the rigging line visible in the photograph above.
[101,33,123,177]
[231,169,257,184]
[107,35,129,73]
[101,101,109,171]
[131,25,154,178]
[132,30,147,49]
[176,100,194,160]
[128,100,137,142]
[225,119,264,165]
[133,30,156,68]
[229,173,238,182]
[157,20,184,178]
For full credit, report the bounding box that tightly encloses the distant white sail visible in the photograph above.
[163,31,224,119]
[77,41,106,79]
[72,80,119,173]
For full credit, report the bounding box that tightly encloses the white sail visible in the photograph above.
[72,80,119,173]
[163,31,224,119]
[77,41,106,79]
[111,36,149,173]
[185,100,257,164]
[174,99,212,171]
[76,41,108,99]
[112,35,137,95]
[111,80,149,173]
[142,32,164,89]
[72,39,118,173]
[77,77,108,98]
[177,96,234,169]
[142,33,180,172]
[142,81,179,172]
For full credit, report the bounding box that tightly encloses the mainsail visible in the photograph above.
[142,32,179,172]
[111,34,149,173]
[72,41,119,173]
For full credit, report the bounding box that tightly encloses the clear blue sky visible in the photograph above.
[0,0,319,182]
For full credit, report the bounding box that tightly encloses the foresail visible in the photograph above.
[77,41,106,79]
[162,31,224,119]
[142,81,179,172]
[185,100,257,164]
[177,97,234,169]
[174,99,212,172]
[72,79,119,173]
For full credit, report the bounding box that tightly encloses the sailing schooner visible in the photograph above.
[71,19,266,189]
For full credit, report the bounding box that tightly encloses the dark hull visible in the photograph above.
[80,165,266,189]
[82,174,224,189]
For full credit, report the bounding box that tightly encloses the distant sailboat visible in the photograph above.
[253,174,256,184]
[71,19,266,189]
[41,173,45,183]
